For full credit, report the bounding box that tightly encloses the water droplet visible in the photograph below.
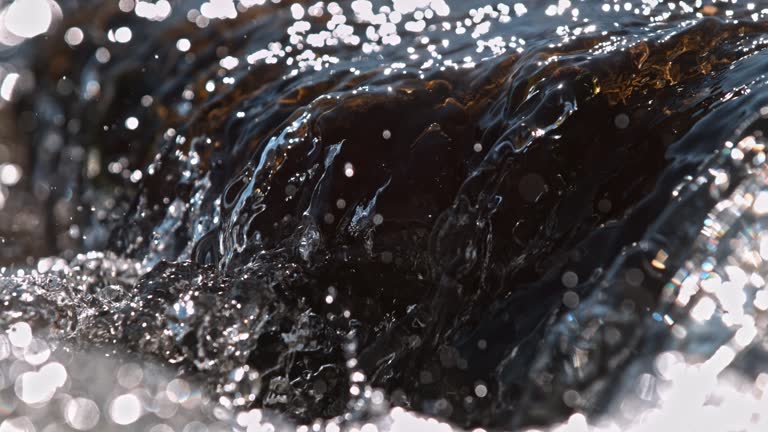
[614,113,630,129]
[561,271,578,288]
[8,322,32,348]
[109,394,142,425]
[125,117,139,130]
[64,27,84,46]
[65,398,101,430]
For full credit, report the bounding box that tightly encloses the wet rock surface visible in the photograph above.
[3,0,768,430]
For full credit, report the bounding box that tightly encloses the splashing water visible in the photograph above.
[3,0,768,431]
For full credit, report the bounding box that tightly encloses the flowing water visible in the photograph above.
[2,0,768,430]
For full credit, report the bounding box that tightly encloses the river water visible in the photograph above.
[2,0,768,431]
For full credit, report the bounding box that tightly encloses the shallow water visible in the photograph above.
[3,0,768,430]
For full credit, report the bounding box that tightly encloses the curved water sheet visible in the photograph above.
[3,0,768,431]
[4,115,768,432]
[513,115,768,431]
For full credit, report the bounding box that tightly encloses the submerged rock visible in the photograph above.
[3,0,768,430]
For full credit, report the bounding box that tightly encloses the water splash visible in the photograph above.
[3,0,768,431]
